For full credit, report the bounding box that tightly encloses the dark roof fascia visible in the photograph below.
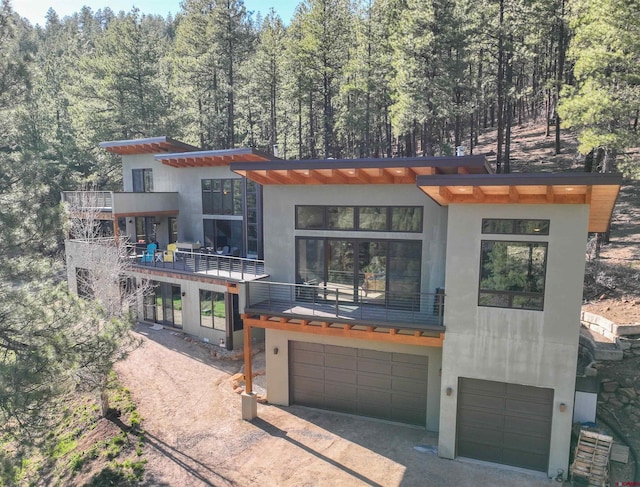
[99,136,200,152]
[230,154,489,172]
[154,147,276,161]
[416,172,624,187]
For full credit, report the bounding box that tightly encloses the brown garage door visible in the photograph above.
[457,378,553,472]
[289,341,428,426]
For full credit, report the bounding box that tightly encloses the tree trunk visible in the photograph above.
[584,149,594,172]
[554,0,566,155]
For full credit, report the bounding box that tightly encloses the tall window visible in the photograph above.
[245,180,259,256]
[200,290,226,330]
[479,241,548,310]
[132,168,153,192]
[135,217,155,243]
[76,268,93,299]
[168,217,178,243]
[202,178,243,215]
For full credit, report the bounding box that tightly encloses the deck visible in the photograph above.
[245,281,445,330]
[131,251,267,281]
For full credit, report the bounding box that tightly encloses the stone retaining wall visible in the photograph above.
[581,311,640,354]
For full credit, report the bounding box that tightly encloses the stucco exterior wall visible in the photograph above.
[265,329,443,431]
[438,203,589,477]
[261,184,448,293]
[121,154,241,245]
[66,239,245,346]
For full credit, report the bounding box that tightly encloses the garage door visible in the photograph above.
[289,341,428,426]
[457,378,553,472]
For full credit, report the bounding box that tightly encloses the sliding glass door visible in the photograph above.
[296,237,421,308]
[143,281,182,328]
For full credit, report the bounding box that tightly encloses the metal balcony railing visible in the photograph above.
[245,280,445,328]
[130,247,266,281]
[61,191,113,210]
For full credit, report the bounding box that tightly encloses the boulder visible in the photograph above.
[619,388,637,400]
[602,380,619,393]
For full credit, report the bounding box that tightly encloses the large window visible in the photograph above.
[297,237,421,306]
[479,241,548,310]
[296,206,422,232]
[202,178,243,215]
[203,219,243,254]
[200,290,226,330]
[132,168,153,192]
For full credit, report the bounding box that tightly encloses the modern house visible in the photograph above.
[62,136,622,479]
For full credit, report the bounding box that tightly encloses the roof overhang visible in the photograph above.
[231,155,491,185]
[99,136,200,155]
[417,172,623,233]
[155,148,275,168]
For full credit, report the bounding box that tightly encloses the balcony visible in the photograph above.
[244,281,445,330]
[61,191,179,217]
[130,248,267,282]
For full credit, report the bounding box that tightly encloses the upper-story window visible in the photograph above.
[132,168,153,192]
[482,218,549,235]
[202,179,243,215]
[478,219,549,311]
[296,206,422,232]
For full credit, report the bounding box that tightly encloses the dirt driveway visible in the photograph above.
[116,325,556,487]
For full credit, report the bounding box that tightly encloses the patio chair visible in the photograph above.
[163,243,177,262]
[141,243,157,263]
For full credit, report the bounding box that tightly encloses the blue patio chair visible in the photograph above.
[141,243,157,263]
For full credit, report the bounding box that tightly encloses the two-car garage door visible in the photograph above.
[457,378,554,472]
[289,341,429,426]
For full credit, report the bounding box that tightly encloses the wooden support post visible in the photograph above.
[244,324,253,394]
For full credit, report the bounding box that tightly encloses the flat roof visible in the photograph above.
[155,148,276,168]
[417,172,623,233]
[230,155,491,185]
[99,136,200,155]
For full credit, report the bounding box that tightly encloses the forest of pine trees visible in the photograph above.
[0,0,637,457]
[2,0,638,191]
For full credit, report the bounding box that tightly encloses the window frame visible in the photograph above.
[481,218,550,236]
[132,168,153,193]
[202,178,244,216]
[478,239,548,311]
[295,205,423,233]
[199,289,226,330]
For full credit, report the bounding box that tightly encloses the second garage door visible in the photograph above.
[289,341,428,426]
[456,378,553,472]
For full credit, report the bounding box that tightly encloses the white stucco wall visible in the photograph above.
[261,184,448,294]
[438,203,589,478]
[120,154,241,245]
[265,329,443,431]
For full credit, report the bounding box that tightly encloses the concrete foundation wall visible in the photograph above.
[265,329,443,431]
[438,203,589,477]
[261,184,448,293]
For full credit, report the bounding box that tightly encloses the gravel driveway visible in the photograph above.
[115,324,557,486]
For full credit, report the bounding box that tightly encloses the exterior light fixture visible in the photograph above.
[446,387,453,396]
[273,347,279,355]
